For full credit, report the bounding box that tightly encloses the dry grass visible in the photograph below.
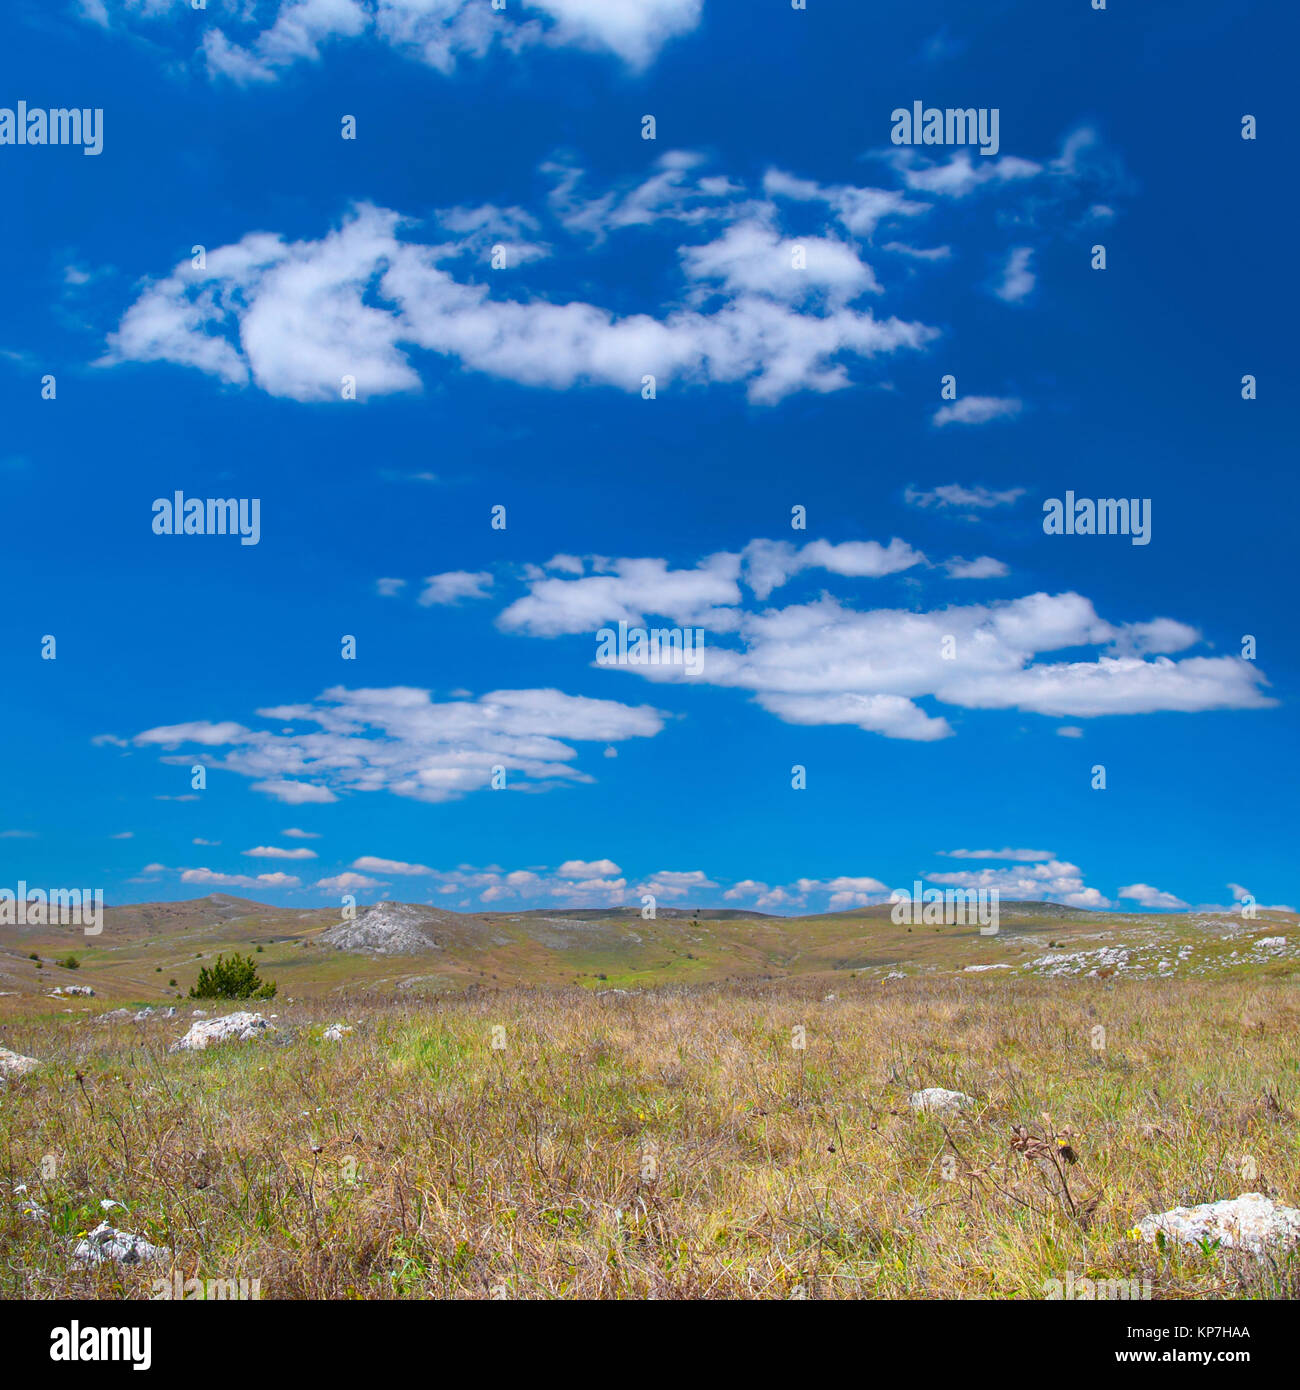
[2,975,1298,1299]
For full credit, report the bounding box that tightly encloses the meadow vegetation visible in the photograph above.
[3,974,1298,1299]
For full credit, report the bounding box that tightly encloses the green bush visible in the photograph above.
[56,954,80,970]
[188,952,277,1001]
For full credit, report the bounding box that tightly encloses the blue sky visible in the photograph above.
[1,0,1294,916]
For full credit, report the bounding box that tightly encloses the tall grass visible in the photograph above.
[2,975,1297,1299]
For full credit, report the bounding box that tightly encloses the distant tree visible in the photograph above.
[189,952,277,1001]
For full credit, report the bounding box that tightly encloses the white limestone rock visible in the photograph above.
[1136,1193,1300,1257]
[169,1011,272,1052]
[0,1047,40,1077]
[71,1221,168,1266]
[909,1087,974,1116]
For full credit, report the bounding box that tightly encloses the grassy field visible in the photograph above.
[3,971,1299,1299]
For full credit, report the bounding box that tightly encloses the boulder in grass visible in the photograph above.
[169,1011,272,1052]
[323,1023,353,1041]
[0,1047,40,1077]
[71,1221,167,1266]
[1134,1193,1300,1257]
[909,1087,974,1116]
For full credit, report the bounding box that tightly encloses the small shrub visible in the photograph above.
[189,952,277,1001]
[56,954,80,970]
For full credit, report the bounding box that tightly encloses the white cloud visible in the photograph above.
[932,396,1023,427]
[283,827,320,838]
[741,537,926,600]
[529,0,702,68]
[557,858,621,878]
[134,685,665,805]
[499,552,744,636]
[352,856,434,875]
[244,845,318,859]
[376,577,407,597]
[886,150,1042,198]
[110,831,134,840]
[637,869,716,900]
[681,218,880,304]
[939,848,1056,862]
[1109,618,1200,657]
[929,859,1108,906]
[99,195,936,407]
[944,555,1008,579]
[418,570,494,606]
[1118,883,1189,910]
[763,168,926,237]
[906,483,1025,512]
[250,779,340,805]
[96,0,702,82]
[994,246,1035,303]
[548,573,1274,736]
[179,867,302,889]
[1055,726,1084,738]
[135,720,253,747]
[317,871,382,893]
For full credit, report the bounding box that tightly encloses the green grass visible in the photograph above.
[2,973,1298,1299]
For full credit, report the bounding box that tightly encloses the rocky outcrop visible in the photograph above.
[169,1011,272,1052]
[318,902,446,955]
[1135,1193,1300,1256]
[909,1087,974,1115]
[0,1047,40,1077]
[71,1221,168,1266]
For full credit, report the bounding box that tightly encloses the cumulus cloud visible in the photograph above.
[944,555,1008,579]
[883,150,1043,198]
[482,537,1277,742]
[132,685,665,805]
[91,0,703,81]
[994,246,1035,302]
[1118,883,1189,910]
[243,845,318,859]
[99,200,935,407]
[179,867,302,889]
[418,570,494,606]
[554,576,1274,737]
[557,858,621,878]
[352,856,433,875]
[928,859,1109,907]
[317,871,382,893]
[932,395,1023,428]
[740,537,926,600]
[724,873,889,911]
[638,869,716,900]
[499,552,744,636]
[98,127,1121,410]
